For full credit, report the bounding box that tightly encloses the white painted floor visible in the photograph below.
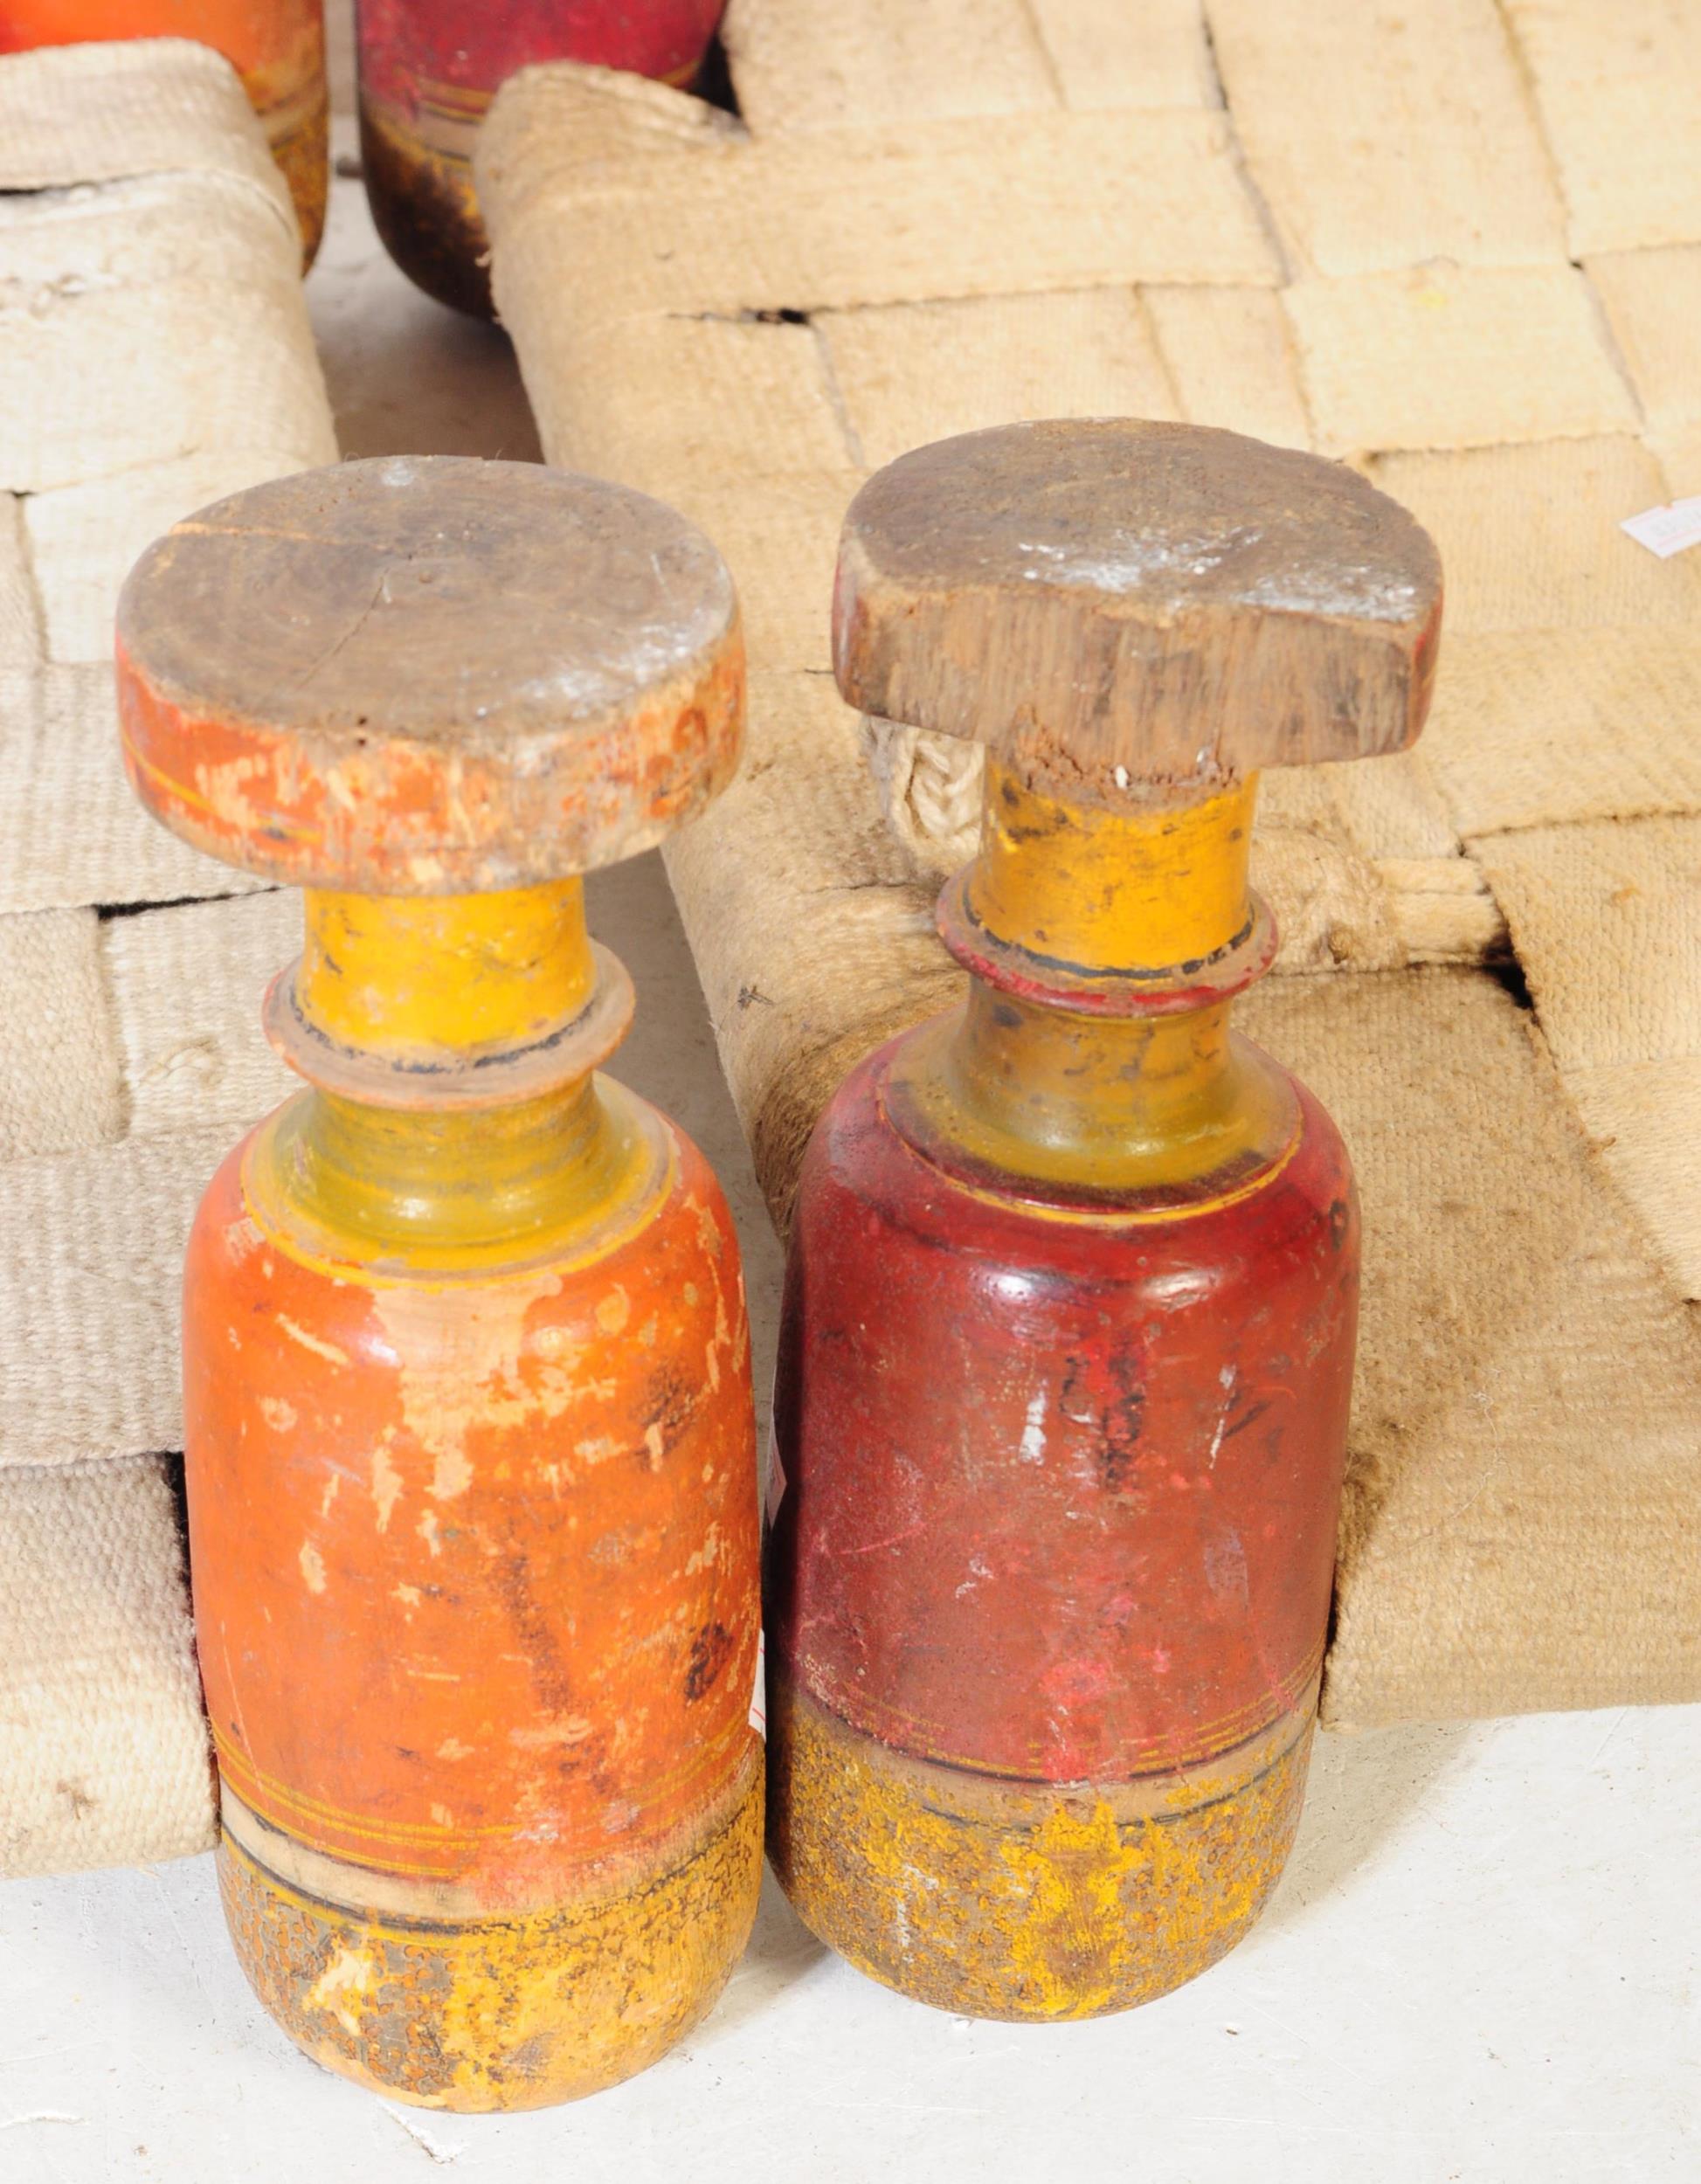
[2,92,1697,2184]
[3,1707,1697,2182]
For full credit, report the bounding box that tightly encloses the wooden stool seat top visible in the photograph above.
[116,455,744,894]
[833,420,1442,806]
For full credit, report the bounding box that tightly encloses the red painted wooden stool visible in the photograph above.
[766,419,1442,2020]
[357,0,726,314]
[115,456,761,2107]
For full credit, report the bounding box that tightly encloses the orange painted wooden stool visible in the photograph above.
[115,456,762,2108]
[1,1,329,259]
[766,420,1442,2020]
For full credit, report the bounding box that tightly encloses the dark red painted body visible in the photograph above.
[356,0,724,110]
[356,0,725,312]
[768,1034,1359,1785]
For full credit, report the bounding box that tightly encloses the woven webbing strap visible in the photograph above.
[479,0,1701,1729]
[0,40,336,1877]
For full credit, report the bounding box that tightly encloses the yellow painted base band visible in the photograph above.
[767,1671,1312,2022]
[217,1759,763,2111]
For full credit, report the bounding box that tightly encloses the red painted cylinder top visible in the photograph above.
[770,1041,1359,1785]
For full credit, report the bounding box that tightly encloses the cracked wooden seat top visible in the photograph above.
[833,419,1443,805]
[115,454,744,894]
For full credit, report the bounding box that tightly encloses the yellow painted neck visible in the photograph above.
[898,766,1288,1199]
[263,880,650,1261]
[298,880,594,1062]
[266,1079,652,1256]
[967,766,1255,974]
[945,989,1241,1160]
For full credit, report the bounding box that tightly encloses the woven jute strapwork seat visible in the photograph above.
[0,40,337,1877]
[477,0,1701,1728]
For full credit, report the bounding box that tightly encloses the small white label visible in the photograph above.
[764,1421,787,1524]
[748,1627,767,1738]
[1621,496,1701,559]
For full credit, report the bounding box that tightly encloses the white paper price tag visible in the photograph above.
[1621,496,1701,559]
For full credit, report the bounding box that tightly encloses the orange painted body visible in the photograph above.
[169,878,762,2105]
[114,457,758,2106]
[0,0,329,258]
[188,1114,757,1904]
[183,1071,762,2103]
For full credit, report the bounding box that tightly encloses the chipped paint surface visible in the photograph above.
[183,1023,759,2102]
[771,1051,1352,1783]
[220,1754,762,2110]
[114,535,745,895]
[366,1269,574,1506]
[769,1672,1309,2021]
[768,769,1358,2017]
[190,1110,758,1881]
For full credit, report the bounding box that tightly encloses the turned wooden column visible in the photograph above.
[116,454,761,2108]
[767,418,1443,2021]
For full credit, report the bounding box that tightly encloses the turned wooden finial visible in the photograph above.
[770,418,1435,2025]
[112,455,763,2110]
[833,418,1442,805]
